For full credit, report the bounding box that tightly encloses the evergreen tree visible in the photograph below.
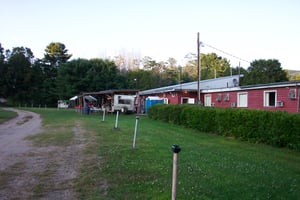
[242,59,288,85]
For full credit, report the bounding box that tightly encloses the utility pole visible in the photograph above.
[197,32,201,104]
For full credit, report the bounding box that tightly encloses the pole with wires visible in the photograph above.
[197,32,201,105]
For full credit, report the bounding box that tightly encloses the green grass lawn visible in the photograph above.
[22,108,300,199]
[0,108,18,123]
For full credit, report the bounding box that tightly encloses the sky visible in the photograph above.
[1,0,300,70]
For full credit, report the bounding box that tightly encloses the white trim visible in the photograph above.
[264,90,277,107]
[201,87,240,93]
[181,97,195,104]
[237,92,248,107]
[204,94,212,107]
[201,82,299,93]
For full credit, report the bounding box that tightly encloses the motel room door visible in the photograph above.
[204,94,212,107]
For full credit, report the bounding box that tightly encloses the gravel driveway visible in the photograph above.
[0,108,84,199]
[0,108,43,170]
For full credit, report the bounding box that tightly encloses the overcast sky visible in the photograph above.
[1,0,299,70]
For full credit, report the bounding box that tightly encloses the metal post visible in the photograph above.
[132,115,139,148]
[114,110,119,129]
[171,144,181,200]
[102,108,106,122]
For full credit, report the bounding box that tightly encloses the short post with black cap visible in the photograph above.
[171,144,181,200]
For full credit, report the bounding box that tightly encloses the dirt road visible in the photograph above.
[0,108,43,170]
[0,108,84,199]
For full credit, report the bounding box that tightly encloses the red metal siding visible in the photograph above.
[144,91,197,105]
[161,92,198,104]
[244,87,298,112]
[211,92,238,108]
[204,86,299,113]
[139,84,299,113]
[158,92,180,104]
[247,90,264,110]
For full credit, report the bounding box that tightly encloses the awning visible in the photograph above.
[69,96,78,100]
[84,95,97,101]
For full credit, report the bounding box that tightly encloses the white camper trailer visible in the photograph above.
[112,94,136,113]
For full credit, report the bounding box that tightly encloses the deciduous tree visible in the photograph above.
[242,59,288,85]
[183,52,231,80]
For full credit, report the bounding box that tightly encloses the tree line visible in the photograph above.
[0,42,289,107]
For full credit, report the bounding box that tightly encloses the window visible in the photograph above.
[216,94,222,102]
[288,89,296,99]
[264,90,276,107]
[223,93,230,102]
[182,98,189,104]
[237,92,248,107]
[118,99,132,105]
[181,97,195,104]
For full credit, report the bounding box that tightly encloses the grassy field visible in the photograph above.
[3,108,300,199]
[0,108,18,123]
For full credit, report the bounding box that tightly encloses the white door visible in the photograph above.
[204,94,212,107]
[237,92,248,107]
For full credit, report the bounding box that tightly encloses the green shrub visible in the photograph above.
[148,104,300,151]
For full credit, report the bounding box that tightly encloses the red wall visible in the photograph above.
[158,91,197,104]
[204,86,299,113]
[141,91,197,105]
[139,86,299,113]
[215,92,236,108]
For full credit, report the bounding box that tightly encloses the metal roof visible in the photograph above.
[80,89,139,96]
[139,75,242,95]
[240,81,300,89]
[201,80,300,93]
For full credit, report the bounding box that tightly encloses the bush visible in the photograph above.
[148,104,300,151]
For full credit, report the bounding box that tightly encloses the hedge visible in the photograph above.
[148,104,300,151]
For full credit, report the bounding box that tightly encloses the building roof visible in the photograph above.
[201,80,300,93]
[80,89,139,96]
[139,75,242,95]
[240,81,300,90]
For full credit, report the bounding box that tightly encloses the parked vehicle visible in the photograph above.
[112,94,136,113]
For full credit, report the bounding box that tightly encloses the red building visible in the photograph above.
[202,81,300,113]
[138,75,241,112]
[138,76,300,113]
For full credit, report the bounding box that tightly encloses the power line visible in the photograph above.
[202,43,251,64]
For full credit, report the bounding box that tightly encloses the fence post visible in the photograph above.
[132,115,140,148]
[171,144,181,200]
[102,108,106,122]
[113,110,120,130]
